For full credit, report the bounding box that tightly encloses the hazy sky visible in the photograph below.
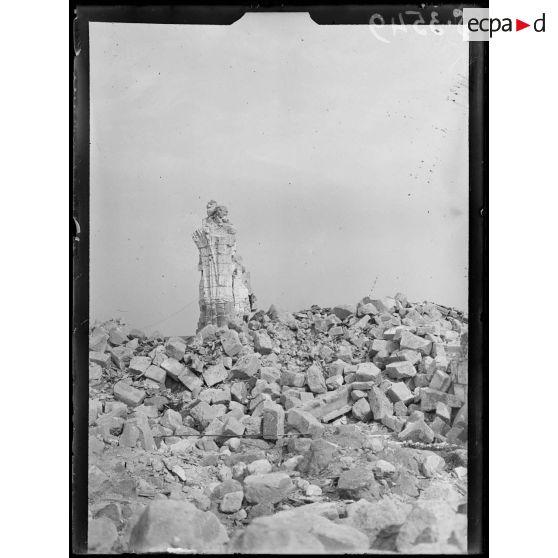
[90,15,468,336]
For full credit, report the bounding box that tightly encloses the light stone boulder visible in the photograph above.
[243,472,294,505]
[129,500,228,553]
[228,509,369,554]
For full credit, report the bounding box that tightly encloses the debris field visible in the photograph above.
[87,293,468,554]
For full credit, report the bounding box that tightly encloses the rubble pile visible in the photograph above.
[87,294,468,554]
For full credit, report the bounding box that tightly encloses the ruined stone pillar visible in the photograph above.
[192,202,254,331]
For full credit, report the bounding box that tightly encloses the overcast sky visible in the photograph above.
[89,15,468,336]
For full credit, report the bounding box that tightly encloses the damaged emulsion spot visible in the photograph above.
[73,217,81,242]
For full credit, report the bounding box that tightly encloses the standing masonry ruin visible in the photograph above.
[192,201,255,331]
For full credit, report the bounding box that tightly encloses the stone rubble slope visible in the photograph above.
[87,293,468,554]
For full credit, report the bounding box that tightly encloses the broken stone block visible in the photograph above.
[129,356,151,375]
[242,415,263,437]
[420,388,462,411]
[89,398,103,425]
[212,386,231,405]
[395,500,458,553]
[452,383,467,404]
[450,358,468,384]
[88,517,118,553]
[372,459,397,478]
[203,363,228,387]
[322,404,352,422]
[190,401,225,430]
[135,413,156,451]
[260,366,280,384]
[385,361,417,380]
[108,327,129,346]
[369,386,394,421]
[247,459,272,475]
[280,370,306,387]
[386,382,414,404]
[431,342,446,358]
[119,421,140,447]
[160,357,185,380]
[89,329,109,353]
[394,401,409,416]
[352,398,372,421]
[298,386,351,420]
[355,362,381,382]
[243,472,294,504]
[177,369,203,393]
[379,378,393,392]
[218,329,241,357]
[429,370,452,392]
[413,373,431,388]
[129,500,228,553]
[144,365,166,384]
[204,417,226,437]
[223,416,246,437]
[89,351,110,368]
[371,297,396,313]
[165,339,186,360]
[252,331,273,355]
[161,409,184,432]
[249,393,271,413]
[408,410,425,422]
[351,389,367,401]
[286,408,325,438]
[345,496,412,548]
[381,415,407,433]
[430,416,451,437]
[281,393,302,411]
[313,317,329,333]
[127,328,146,340]
[97,415,125,439]
[392,348,422,365]
[369,339,398,357]
[109,346,134,370]
[358,302,379,316]
[399,330,432,356]
[134,404,159,418]
[355,315,371,329]
[419,452,446,477]
[329,326,345,337]
[338,468,380,500]
[231,353,261,379]
[262,403,285,440]
[325,375,344,393]
[435,401,452,422]
[350,381,375,391]
[88,464,111,498]
[332,305,355,320]
[327,359,347,377]
[230,382,248,404]
[336,344,353,362]
[306,364,327,394]
[220,490,244,513]
[89,363,102,382]
[433,355,451,373]
[398,419,435,443]
[126,338,139,350]
[297,439,338,475]
[105,401,127,417]
[113,381,146,407]
[229,509,369,554]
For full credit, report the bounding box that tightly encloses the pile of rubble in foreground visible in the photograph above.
[87,293,469,554]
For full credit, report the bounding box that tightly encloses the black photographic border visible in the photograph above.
[72,2,487,555]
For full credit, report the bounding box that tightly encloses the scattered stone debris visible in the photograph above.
[87,291,468,553]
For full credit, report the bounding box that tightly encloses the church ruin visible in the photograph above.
[192,201,255,331]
